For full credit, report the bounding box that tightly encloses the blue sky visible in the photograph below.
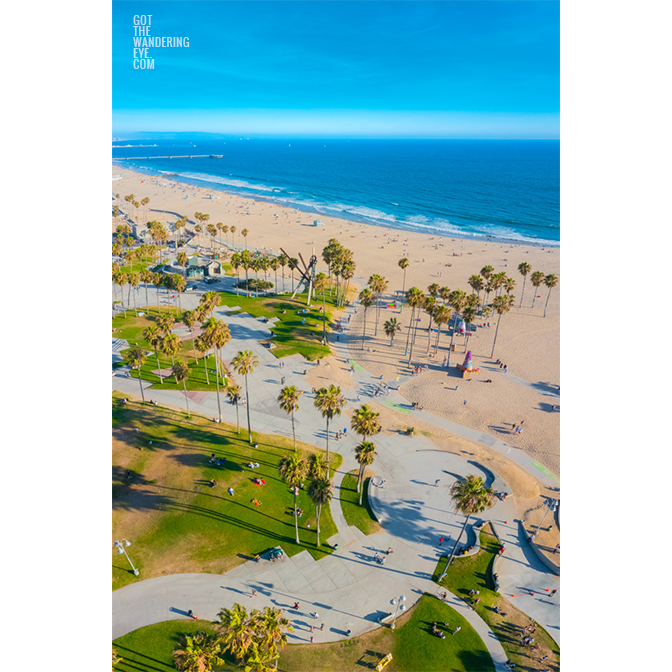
[113,1,559,138]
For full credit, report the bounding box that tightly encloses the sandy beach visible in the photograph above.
[113,166,560,479]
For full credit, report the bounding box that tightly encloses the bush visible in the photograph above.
[237,279,274,291]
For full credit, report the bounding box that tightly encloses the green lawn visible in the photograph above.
[113,394,343,590]
[218,289,339,360]
[339,471,381,536]
[433,526,560,671]
[118,254,158,275]
[112,594,494,672]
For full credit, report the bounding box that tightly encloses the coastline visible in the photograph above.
[112,159,560,248]
[113,163,560,476]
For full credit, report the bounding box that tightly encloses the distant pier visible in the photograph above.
[115,155,220,160]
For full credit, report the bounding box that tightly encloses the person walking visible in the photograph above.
[453,626,461,635]
[549,589,557,598]
[321,623,325,631]
[293,602,300,610]
[435,479,440,487]
[439,537,443,546]
[251,589,258,597]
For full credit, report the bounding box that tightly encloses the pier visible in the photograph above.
[115,155,214,160]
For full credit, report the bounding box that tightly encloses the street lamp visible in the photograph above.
[390,595,406,630]
[114,538,139,575]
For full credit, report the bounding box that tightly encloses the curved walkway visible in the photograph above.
[112,269,559,663]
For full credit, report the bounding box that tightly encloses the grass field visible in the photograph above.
[112,594,494,672]
[218,289,341,360]
[433,525,560,671]
[339,471,382,536]
[113,393,342,591]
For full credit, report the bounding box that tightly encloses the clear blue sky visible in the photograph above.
[113,1,559,138]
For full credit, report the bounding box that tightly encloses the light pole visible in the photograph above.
[114,538,139,575]
[390,595,406,629]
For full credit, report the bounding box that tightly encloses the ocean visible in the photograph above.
[112,139,559,246]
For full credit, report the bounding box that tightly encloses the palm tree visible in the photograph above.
[216,603,258,664]
[358,288,375,349]
[242,227,249,249]
[462,305,478,350]
[517,262,531,307]
[232,350,259,443]
[313,272,329,343]
[446,289,467,367]
[258,605,293,670]
[279,453,309,544]
[490,294,515,358]
[309,453,329,480]
[543,274,559,318]
[172,359,191,418]
[205,318,231,422]
[468,274,484,301]
[278,386,303,451]
[226,383,242,434]
[277,253,288,291]
[140,269,154,312]
[308,476,333,546]
[368,274,388,335]
[438,475,494,579]
[194,335,211,385]
[152,273,164,313]
[173,274,187,314]
[339,259,356,307]
[384,317,400,346]
[354,441,378,505]
[143,326,165,384]
[172,632,225,672]
[432,304,451,356]
[125,344,147,403]
[530,271,545,308]
[230,225,237,248]
[129,272,140,316]
[182,310,199,361]
[351,404,381,499]
[313,385,346,463]
[398,257,409,310]
[405,287,424,362]
[424,295,437,354]
[161,332,181,375]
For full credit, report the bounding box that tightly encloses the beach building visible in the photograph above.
[185,256,204,279]
[205,261,223,277]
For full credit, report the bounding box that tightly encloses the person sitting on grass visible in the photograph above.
[209,479,216,487]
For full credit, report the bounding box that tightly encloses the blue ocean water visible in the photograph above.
[112,139,559,245]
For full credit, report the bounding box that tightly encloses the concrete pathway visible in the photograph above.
[112,275,560,661]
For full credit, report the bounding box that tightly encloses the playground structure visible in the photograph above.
[456,350,480,378]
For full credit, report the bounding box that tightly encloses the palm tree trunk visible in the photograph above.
[361,309,367,350]
[404,305,414,357]
[491,313,503,358]
[155,352,164,384]
[544,288,553,317]
[136,369,146,403]
[322,290,327,343]
[400,270,406,312]
[245,374,252,443]
[144,283,149,313]
[325,417,330,463]
[359,470,366,505]
[293,489,300,543]
[426,316,433,353]
[215,367,222,422]
[356,463,364,493]
[291,411,297,452]
[439,515,470,580]
[183,378,190,418]
[235,402,240,434]
[316,504,321,547]
[434,324,442,356]
[447,313,459,367]
[191,330,198,363]
[519,277,526,308]
[203,354,210,385]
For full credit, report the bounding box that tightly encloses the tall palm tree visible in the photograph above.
[308,476,333,547]
[490,294,514,357]
[205,318,231,422]
[279,453,309,544]
[530,271,545,308]
[462,305,478,351]
[468,274,484,301]
[447,289,467,367]
[351,404,381,498]
[354,441,378,505]
[339,259,356,307]
[403,286,422,357]
[172,632,225,672]
[226,383,242,434]
[313,272,329,343]
[172,359,191,418]
[194,335,210,386]
[398,257,409,310]
[242,227,249,249]
[143,326,164,383]
[161,333,181,376]
[140,269,154,313]
[232,350,259,443]
[517,262,531,307]
[424,295,437,354]
[543,274,559,318]
[432,304,451,356]
[313,385,346,463]
[125,344,147,403]
[278,386,303,451]
[152,273,164,314]
[182,310,199,361]
[309,453,328,480]
[277,253,288,292]
[358,288,375,349]
[129,272,140,316]
[439,474,494,579]
[258,605,293,670]
[216,603,259,664]
[405,287,424,362]
[384,317,400,346]
[173,274,187,314]
[230,225,237,248]
[368,274,388,336]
